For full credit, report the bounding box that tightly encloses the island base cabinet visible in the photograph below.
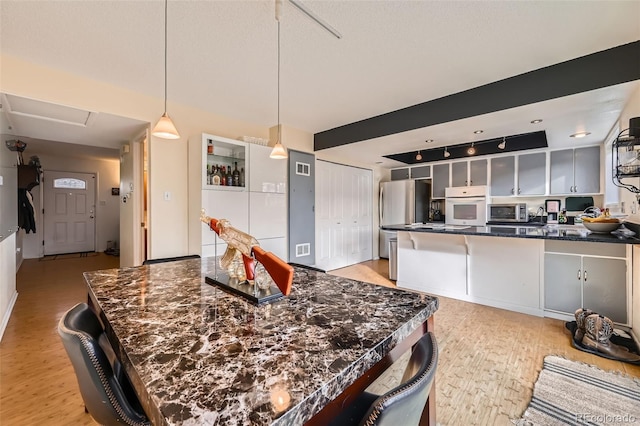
[396,231,467,297]
[544,241,628,325]
[466,236,542,315]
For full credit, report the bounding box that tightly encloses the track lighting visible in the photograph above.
[467,143,476,155]
[444,147,450,158]
[416,151,422,161]
[498,137,506,150]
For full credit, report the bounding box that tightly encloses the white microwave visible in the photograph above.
[444,186,488,226]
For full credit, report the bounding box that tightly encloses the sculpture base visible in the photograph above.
[205,274,283,305]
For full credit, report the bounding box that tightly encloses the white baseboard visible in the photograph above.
[0,291,18,342]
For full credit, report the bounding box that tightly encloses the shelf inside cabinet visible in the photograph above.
[204,137,247,189]
[614,136,640,178]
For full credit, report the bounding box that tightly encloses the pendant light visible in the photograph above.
[270,0,288,159]
[152,0,180,139]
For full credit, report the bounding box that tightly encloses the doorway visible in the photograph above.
[43,170,96,255]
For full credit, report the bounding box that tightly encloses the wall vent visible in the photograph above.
[296,162,310,176]
[295,243,310,257]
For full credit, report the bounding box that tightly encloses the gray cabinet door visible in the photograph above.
[518,152,546,195]
[550,149,574,194]
[432,163,450,199]
[391,168,410,181]
[582,256,626,323]
[574,146,600,194]
[469,159,487,186]
[490,156,515,196]
[545,253,582,314]
[451,161,468,187]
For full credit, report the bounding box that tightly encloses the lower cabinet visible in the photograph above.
[544,241,628,324]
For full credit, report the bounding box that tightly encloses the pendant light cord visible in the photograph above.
[163,0,168,114]
[277,15,281,143]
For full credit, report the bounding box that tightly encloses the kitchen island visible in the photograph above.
[84,257,438,425]
[382,223,635,327]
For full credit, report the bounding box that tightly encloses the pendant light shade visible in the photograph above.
[270,141,288,159]
[152,0,180,140]
[270,0,288,159]
[153,112,180,139]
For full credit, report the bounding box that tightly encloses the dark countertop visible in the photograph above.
[84,257,438,425]
[381,223,640,244]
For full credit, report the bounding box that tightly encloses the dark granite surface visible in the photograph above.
[381,223,640,244]
[84,257,438,426]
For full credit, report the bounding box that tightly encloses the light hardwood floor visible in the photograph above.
[1,255,639,425]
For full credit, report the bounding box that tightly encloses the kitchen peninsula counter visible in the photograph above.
[84,257,438,426]
[382,223,640,244]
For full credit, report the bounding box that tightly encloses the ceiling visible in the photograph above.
[0,1,638,167]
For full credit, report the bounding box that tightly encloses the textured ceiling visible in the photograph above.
[0,1,639,166]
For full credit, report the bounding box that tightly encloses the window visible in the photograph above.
[53,178,86,189]
[296,162,310,176]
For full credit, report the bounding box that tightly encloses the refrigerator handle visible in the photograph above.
[379,185,384,224]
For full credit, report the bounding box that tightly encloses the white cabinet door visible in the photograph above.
[469,159,487,186]
[582,256,627,324]
[201,190,249,246]
[544,253,582,313]
[249,192,286,239]
[467,236,541,310]
[432,163,450,198]
[451,161,468,187]
[249,144,286,193]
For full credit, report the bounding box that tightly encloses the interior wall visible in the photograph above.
[272,123,387,258]
[1,55,271,260]
[20,152,120,258]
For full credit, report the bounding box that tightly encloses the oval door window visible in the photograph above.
[53,178,86,189]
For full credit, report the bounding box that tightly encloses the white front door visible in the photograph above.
[43,171,96,255]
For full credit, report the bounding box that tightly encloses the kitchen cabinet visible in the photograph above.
[391,168,409,181]
[467,236,542,314]
[517,152,546,195]
[490,153,545,196]
[411,165,430,179]
[550,146,600,194]
[490,155,515,196]
[188,133,287,259]
[432,163,450,199]
[451,160,487,187]
[544,240,628,324]
[202,136,247,189]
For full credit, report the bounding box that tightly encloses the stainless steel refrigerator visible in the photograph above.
[379,180,430,258]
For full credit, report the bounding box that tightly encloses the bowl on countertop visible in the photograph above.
[582,220,621,233]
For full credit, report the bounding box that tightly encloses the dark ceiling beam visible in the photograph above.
[314,40,640,151]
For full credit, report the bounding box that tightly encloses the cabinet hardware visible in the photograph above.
[577,269,581,280]
[511,188,514,194]
[518,188,521,194]
[584,270,588,282]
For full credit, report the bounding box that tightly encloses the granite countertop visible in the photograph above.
[84,257,438,426]
[381,223,640,244]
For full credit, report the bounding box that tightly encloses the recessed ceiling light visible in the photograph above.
[570,132,591,138]
[531,119,543,124]
[425,139,434,143]
[473,130,483,134]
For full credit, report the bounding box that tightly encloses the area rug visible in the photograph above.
[517,355,640,425]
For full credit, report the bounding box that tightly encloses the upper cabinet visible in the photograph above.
[391,168,410,181]
[432,163,450,199]
[490,155,515,196]
[202,135,247,190]
[248,144,286,193]
[550,146,600,195]
[451,159,487,187]
[491,153,546,196]
[517,152,546,195]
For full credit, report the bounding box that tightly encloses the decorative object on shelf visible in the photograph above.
[270,0,288,159]
[151,0,180,140]
[239,136,269,146]
[200,209,293,299]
